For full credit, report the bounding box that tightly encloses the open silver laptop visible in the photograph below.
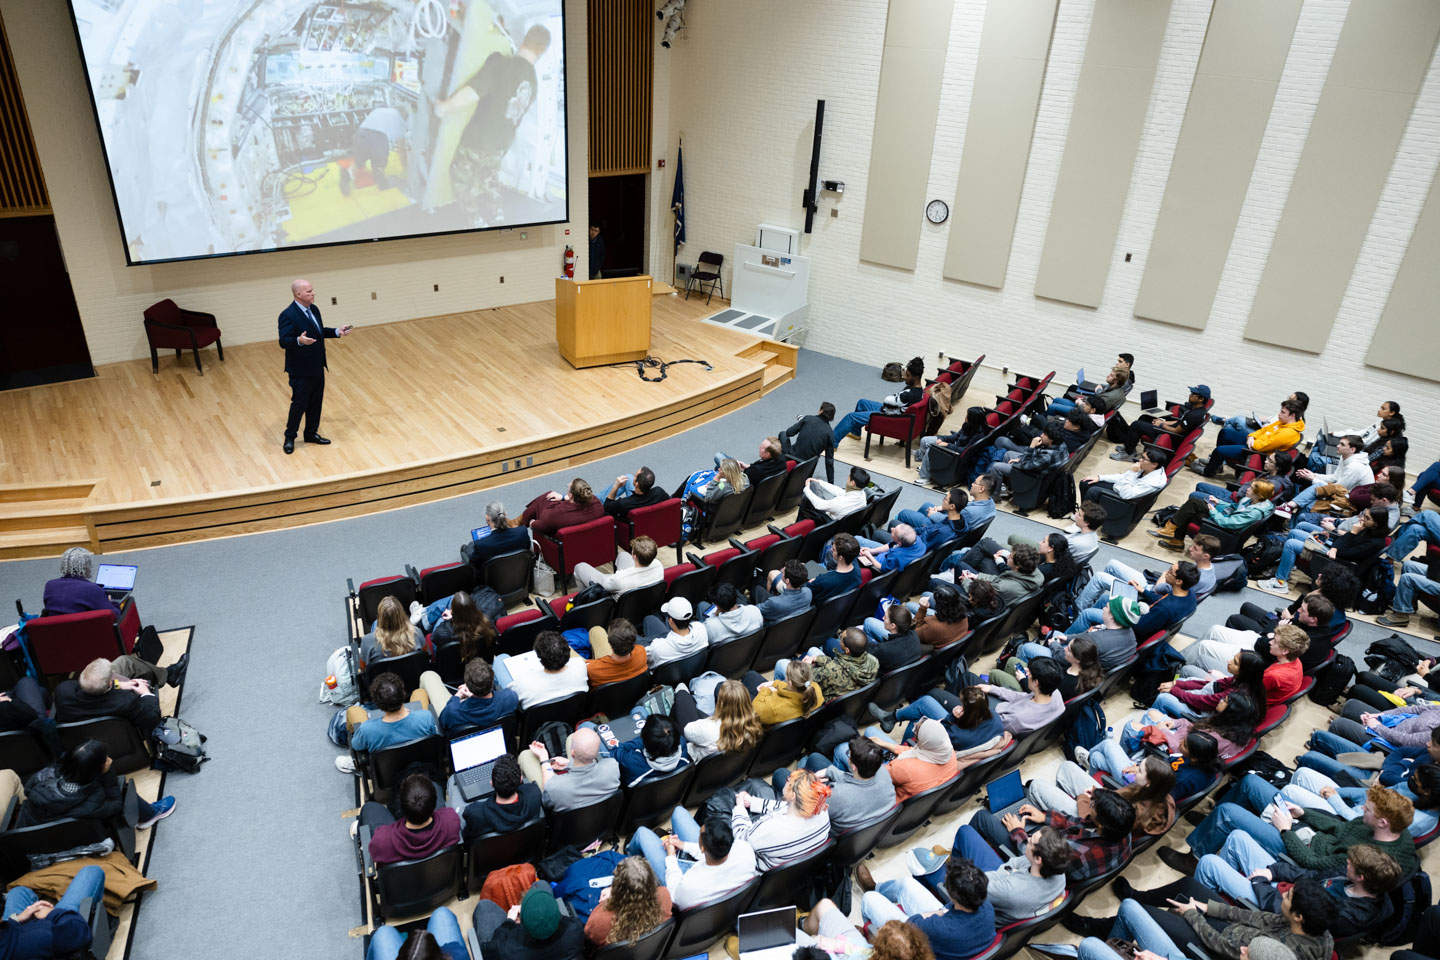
[450,726,508,802]
[738,907,797,960]
[95,563,137,599]
[1139,389,1168,418]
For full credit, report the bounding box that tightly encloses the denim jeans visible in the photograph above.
[1189,481,1233,502]
[629,806,702,881]
[1276,536,1308,582]
[492,652,515,689]
[1152,692,1206,722]
[1310,728,1368,757]
[1297,750,1374,783]
[833,399,885,444]
[368,907,465,960]
[1194,833,1273,905]
[1075,559,1144,611]
[916,437,944,481]
[896,695,951,743]
[1389,511,1440,560]
[774,648,823,681]
[420,596,453,632]
[1394,560,1439,614]
[1186,801,1285,858]
[863,618,890,643]
[895,505,937,530]
[860,876,944,928]
[1216,426,1249,448]
[1064,607,1106,636]
[1085,739,1135,779]
[1017,641,1054,661]
[2,864,104,924]
[1109,898,1187,960]
[919,823,1006,899]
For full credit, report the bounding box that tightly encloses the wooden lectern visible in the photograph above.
[555,275,653,368]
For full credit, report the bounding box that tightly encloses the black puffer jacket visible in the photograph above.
[17,766,123,827]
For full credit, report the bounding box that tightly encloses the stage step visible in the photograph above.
[740,338,796,396]
[763,365,794,390]
[0,525,95,561]
[0,482,99,561]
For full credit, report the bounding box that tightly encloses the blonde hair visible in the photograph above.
[1248,479,1276,503]
[717,458,746,493]
[374,596,417,658]
[1272,624,1310,659]
[785,661,822,716]
[606,857,667,944]
[570,477,595,505]
[714,679,763,753]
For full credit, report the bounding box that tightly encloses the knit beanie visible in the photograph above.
[520,887,561,940]
[1107,595,1149,628]
[1246,937,1297,960]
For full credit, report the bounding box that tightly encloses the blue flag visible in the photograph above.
[670,145,685,255]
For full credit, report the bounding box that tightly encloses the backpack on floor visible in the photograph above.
[1129,641,1186,708]
[1241,534,1286,580]
[1356,561,1398,615]
[1062,699,1106,763]
[151,717,208,773]
[1308,654,1356,707]
[1046,471,1077,519]
[320,645,359,706]
[470,586,507,623]
[1210,555,1247,594]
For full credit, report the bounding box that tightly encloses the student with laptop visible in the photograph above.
[358,772,460,866]
[1110,386,1210,462]
[857,855,996,960]
[461,753,541,841]
[448,725,511,804]
[460,500,532,570]
[420,658,519,735]
[42,548,125,621]
[908,821,1073,924]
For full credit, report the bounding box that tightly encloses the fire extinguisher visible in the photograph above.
[563,245,575,279]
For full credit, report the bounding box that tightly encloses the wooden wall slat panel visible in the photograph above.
[0,14,48,214]
[588,0,652,176]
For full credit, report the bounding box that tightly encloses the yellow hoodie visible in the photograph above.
[1247,417,1305,454]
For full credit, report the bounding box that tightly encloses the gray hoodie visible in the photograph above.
[704,603,764,644]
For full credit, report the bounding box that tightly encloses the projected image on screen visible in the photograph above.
[67,0,568,264]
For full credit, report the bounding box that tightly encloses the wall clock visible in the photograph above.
[926,199,949,224]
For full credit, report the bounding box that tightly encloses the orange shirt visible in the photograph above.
[889,752,959,802]
[587,648,648,685]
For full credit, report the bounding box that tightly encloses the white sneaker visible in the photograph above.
[408,601,425,625]
[676,682,689,694]
[1073,746,1090,770]
[350,818,360,839]
[1257,578,1289,595]
[335,755,357,774]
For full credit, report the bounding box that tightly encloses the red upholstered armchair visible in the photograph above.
[535,515,616,593]
[28,608,134,679]
[615,498,685,564]
[143,299,223,374]
[863,397,929,466]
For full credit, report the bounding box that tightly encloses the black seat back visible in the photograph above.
[374,845,463,920]
[364,650,431,696]
[751,608,817,672]
[706,549,759,593]
[885,553,935,604]
[831,806,902,868]
[497,614,551,656]
[433,640,465,685]
[664,564,718,609]
[466,818,546,892]
[0,816,113,880]
[682,745,761,808]
[860,486,903,530]
[521,690,589,744]
[586,671,655,720]
[870,655,933,711]
[749,840,835,911]
[697,487,755,545]
[774,457,819,515]
[613,580,669,626]
[747,712,822,777]
[742,469,789,528]
[957,515,994,550]
[844,569,897,627]
[366,735,448,805]
[594,917,675,960]
[753,535,804,575]
[419,562,477,603]
[807,588,859,645]
[0,730,51,779]
[556,595,616,632]
[481,550,535,607]
[665,876,763,959]
[621,765,696,834]
[705,629,765,679]
[357,576,416,627]
[548,792,625,852]
[816,678,880,726]
[652,648,709,688]
[794,519,840,565]
[55,717,150,776]
[877,774,957,847]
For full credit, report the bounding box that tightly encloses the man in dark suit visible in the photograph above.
[278,279,352,453]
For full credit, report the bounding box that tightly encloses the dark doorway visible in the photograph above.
[0,215,93,389]
[587,173,646,279]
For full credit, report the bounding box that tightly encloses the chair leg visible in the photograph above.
[215,340,224,361]
[149,347,158,374]
[175,348,182,360]
[863,432,872,461]
[192,347,203,375]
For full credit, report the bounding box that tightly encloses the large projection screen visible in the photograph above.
[65,0,569,265]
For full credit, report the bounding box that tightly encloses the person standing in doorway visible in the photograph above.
[589,224,606,279]
[278,279,351,454]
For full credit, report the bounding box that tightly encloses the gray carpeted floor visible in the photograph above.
[0,348,1430,959]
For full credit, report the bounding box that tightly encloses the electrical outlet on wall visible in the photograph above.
[331,297,337,305]
[370,292,377,300]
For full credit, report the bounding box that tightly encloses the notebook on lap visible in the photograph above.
[738,907,797,960]
[450,726,508,802]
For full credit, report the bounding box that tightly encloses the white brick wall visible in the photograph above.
[655,0,1440,460]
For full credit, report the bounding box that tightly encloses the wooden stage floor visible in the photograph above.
[0,293,790,556]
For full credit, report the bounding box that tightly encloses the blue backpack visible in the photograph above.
[1062,698,1106,763]
[554,850,626,920]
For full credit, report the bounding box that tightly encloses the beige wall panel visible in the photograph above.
[1245,2,1440,350]
[1134,0,1300,330]
[1366,175,1440,381]
[858,0,954,271]
[942,0,1059,288]
[1033,0,1171,308]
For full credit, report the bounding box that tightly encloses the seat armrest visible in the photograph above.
[358,823,375,877]
[121,778,140,827]
[767,524,785,537]
[685,551,706,567]
[347,578,357,598]
[729,537,748,550]
[405,564,420,585]
[466,928,483,960]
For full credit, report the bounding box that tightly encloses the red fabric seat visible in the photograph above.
[28,609,131,678]
[663,563,696,585]
[782,519,815,538]
[496,609,544,633]
[699,548,742,567]
[536,515,616,592]
[142,299,223,374]
[617,498,684,564]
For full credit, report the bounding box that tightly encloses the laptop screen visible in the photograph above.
[1075,367,1085,385]
[987,769,1025,812]
[1140,389,1158,409]
[95,564,138,591]
[450,727,507,773]
[738,907,796,952]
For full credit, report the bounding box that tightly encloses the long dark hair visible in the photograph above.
[953,686,992,730]
[959,406,987,439]
[1183,731,1222,775]
[1373,437,1408,472]
[1232,651,1268,710]
[1197,689,1259,746]
[1045,534,1080,585]
[930,584,967,624]
[449,591,498,664]
[1069,636,1101,693]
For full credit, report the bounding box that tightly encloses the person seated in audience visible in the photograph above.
[1258,504,1389,596]
[602,465,669,519]
[1154,649,1268,721]
[891,485,969,549]
[1111,385,1211,462]
[825,523,924,574]
[358,773,461,866]
[1301,698,1440,779]
[1082,728,1223,804]
[790,899,875,955]
[909,824,1072,925]
[781,735,896,833]
[917,406,989,484]
[857,856,995,960]
[1055,407,1101,454]
[343,672,437,761]
[780,401,838,483]
[1076,533,1214,615]
[1061,878,1337,960]
[804,532,864,604]
[1193,450,1299,508]
[492,630,589,708]
[1378,555,1440,629]
[1065,559,1198,638]
[744,660,823,725]
[629,814,757,911]
[684,457,749,506]
[1172,781,1417,881]
[19,738,175,829]
[1114,840,1398,945]
[985,423,1068,496]
[858,604,927,673]
[425,590,498,662]
[1291,481,1399,532]
[1151,479,1276,550]
[1185,626,1306,706]
[948,542,1044,607]
[832,357,926,445]
[1007,502,1106,566]
[784,626,879,700]
[1119,690,1261,767]
[461,753,541,841]
[1185,592,1334,676]
[1349,469,1406,514]
[907,584,970,650]
[959,579,1003,625]
[958,474,999,528]
[0,676,46,736]
[1027,596,1143,675]
[796,465,870,524]
[845,716,957,802]
[420,657,519,735]
[1309,400,1399,470]
[368,918,463,960]
[1034,534,1082,586]
[1196,398,1307,478]
[1211,389,1308,433]
[1157,533,1220,598]
[973,654,1066,734]
[471,884,584,960]
[1283,435,1372,512]
[989,635,1101,700]
[871,685,1005,756]
[636,597,707,667]
[0,865,106,960]
[584,617,649,685]
[1047,366,1128,419]
[1078,447,1169,503]
[583,855,672,948]
[572,535,664,598]
[42,547,123,621]
[698,582,764,644]
[1026,754,1176,840]
[720,436,789,488]
[976,788,1136,884]
[1371,433,1408,477]
[671,678,762,762]
[521,726,620,813]
[1279,752,1440,837]
[754,559,813,623]
[610,714,688,788]
[54,657,168,747]
[360,596,425,669]
[732,768,832,870]
[517,477,605,536]
[463,500,535,571]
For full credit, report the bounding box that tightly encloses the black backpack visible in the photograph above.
[1241,534,1286,579]
[469,585,507,622]
[1046,471,1077,519]
[1364,634,1422,679]
[1210,555,1247,593]
[1376,871,1433,946]
[1308,653,1355,707]
[1356,560,1398,615]
[1130,641,1186,708]
[1062,699,1106,763]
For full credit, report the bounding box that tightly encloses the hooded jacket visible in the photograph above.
[18,768,123,827]
[1247,418,1306,454]
[810,650,879,698]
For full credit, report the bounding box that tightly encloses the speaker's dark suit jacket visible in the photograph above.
[277,301,337,375]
